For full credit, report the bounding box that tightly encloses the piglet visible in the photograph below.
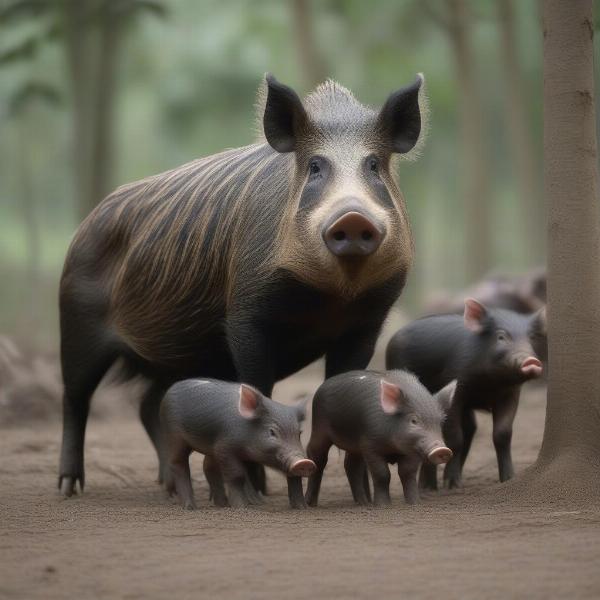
[160,379,315,509]
[305,370,455,507]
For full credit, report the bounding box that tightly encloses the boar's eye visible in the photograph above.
[269,428,278,438]
[410,416,419,426]
[369,157,379,173]
[308,160,321,177]
[496,330,508,342]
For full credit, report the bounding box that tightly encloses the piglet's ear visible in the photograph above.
[294,395,309,423]
[463,298,487,333]
[376,74,423,154]
[380,380,404,414]
[238,384,261,419]
[263,73,308,153]
[435,380,457,415]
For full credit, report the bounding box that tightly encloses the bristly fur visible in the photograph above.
[255,73,430,162]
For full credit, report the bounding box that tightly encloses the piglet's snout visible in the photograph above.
[427,446,453,465]
[288,458,317,477]
[521,356,543,378]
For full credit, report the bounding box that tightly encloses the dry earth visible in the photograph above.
[2,339,600,599]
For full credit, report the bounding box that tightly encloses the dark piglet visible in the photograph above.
[160,379,315,509]
[386,298,546,489]
[305,370,455,507]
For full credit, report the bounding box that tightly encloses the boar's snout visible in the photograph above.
[427,446,453,465]
[323,210,383,257]
[288,458,317,477]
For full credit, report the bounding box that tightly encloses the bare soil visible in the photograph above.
[2,359,600,600]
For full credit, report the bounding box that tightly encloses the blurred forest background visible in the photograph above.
[0,0,594,353]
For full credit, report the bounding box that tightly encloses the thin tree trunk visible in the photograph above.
[538,0,600,467]
[291,0,326,89]
[63,0,95,221]
[497,0,544,264]
[89,2,119,208]
[448,0,492,283]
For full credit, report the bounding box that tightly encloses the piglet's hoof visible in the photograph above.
[289,459,317,477]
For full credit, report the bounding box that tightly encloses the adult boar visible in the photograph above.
[58,73,427,496]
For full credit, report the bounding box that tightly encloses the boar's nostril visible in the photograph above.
[323,211,383,257]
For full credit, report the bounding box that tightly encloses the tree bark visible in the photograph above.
[497,0,544,264]
[291,0,326,89]
[538,0,600,466]
[447,0,492,283]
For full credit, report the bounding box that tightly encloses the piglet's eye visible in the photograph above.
[269,428,277,438]
[410,417,419,425]
[369,158,379,173]
[497,331,507,342]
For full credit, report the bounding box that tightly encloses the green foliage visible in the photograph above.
[0,0,559,347]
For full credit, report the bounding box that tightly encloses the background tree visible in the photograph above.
[515,0,600,499]
[497,0,544,264]
[422,0,493,283]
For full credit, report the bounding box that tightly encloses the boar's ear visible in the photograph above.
[238,384,262,419]
[376,74,423,154]
[463,298,487,333]
[435,380,457,415]
[263,74,308,153]
[380,379,405,414]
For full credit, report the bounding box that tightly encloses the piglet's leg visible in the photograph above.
[165,441,195,510]
[492,390,520,483]
[218,456,250,508]
[344,453,371,505]
[287,476,308,509]
[397,457,421,505]
[363,451,391,506]
[203,455,228,507]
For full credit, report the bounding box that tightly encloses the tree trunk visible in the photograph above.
[291,0,326,89]
[447,0,492,283]
[497,0,544,265]
[89,2,119,208]
[539,0,600,463]
[63,0,95,221]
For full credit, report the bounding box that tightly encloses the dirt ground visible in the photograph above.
[2,353,600,600]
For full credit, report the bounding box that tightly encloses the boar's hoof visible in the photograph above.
[427,447,453,465]
[289,459,317,477]
[58,475,82,497]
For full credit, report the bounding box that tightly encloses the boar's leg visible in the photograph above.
[492,388,520,482]
[203,455,228,507]
[58,321,118,497]
[344,453,371,505]
[245,462,267,496]
[242,468,266,505]
[226,314,275,495]
[305,434,332,507]
[397,456,421,505]
[363,451,392,506]
[139,381,168,484]
[325,326,381,379]
[460,408,477,468]
[287,476,308,509]
[419,463,438,491]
